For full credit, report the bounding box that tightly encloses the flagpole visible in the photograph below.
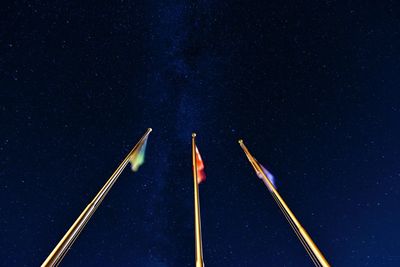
[192,133,205,267]
[41,128,152,267]
[238,140,330,267]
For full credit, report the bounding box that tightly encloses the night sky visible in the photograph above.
[1,1,400,266]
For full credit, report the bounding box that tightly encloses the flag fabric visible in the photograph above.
[129,135,148,172]
[256,162,276,189]
[194,146,206,184]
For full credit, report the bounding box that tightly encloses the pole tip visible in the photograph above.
[238,139,244,144]
[148,128,153,132]
[192,133,197,138]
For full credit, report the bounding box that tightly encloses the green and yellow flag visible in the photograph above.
[129,134,149,172]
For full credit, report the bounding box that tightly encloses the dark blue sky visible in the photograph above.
[1,1,400,266]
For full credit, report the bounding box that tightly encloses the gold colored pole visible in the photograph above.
[41,128,152,267]
[238,140,330,267]
[192,133,205,267]
[269,187,321,267]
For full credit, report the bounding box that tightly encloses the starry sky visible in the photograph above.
[1,1,400,266]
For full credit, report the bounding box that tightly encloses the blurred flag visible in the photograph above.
[194,146,206,184]
[256,162,277,189]
[129,135,148,172]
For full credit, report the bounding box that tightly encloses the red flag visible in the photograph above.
[194,146,206,184]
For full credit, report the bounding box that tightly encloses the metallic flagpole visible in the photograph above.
[192,133,205,267]
[238,140,330,267]
[42,128,152,267]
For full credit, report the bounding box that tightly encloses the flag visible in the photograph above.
[129,135,148,172]
[194,146,206,184]
[256,163,276,188]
